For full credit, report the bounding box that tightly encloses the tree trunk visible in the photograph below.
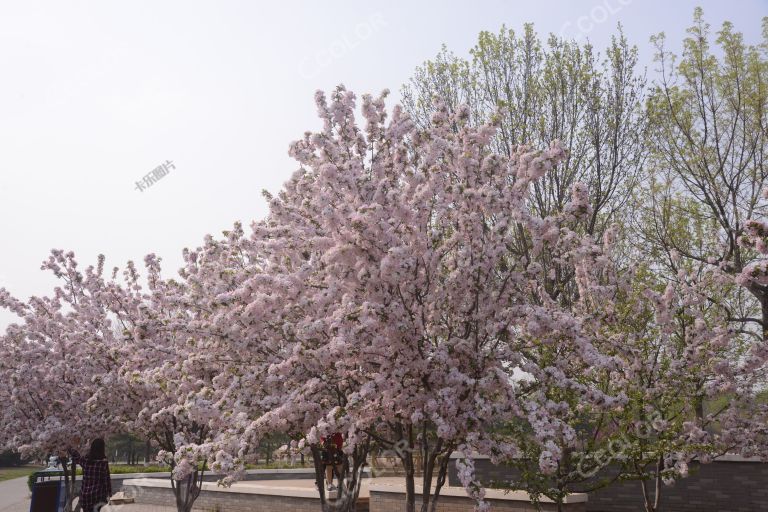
[653,455,663,512]
[419,435,440,512]
[636,460,655,512]
[310,445,331,512]
[60,457,80,512]
[170,463,206,512]
[639,477,654,512]
[309,440,369,512]
[336,439,370,512]
[427,450,452,512]
[637,455,665,512]
[761,292,768,342]
[403,452,416,512]
[555,481,566,512]
[396,425,416,512]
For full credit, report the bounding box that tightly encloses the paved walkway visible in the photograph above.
[0,476,385,512]
[0,477,31,512]
[0,478,179,512]
[103,506,176,512]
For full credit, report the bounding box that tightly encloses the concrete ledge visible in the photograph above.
[247,468,315,475]
[451,452,765,463]
[121,479,348,512]
[122,477,341,499]
[111,472,172,479]
[112,468,314,480]
[712,454,763,463]
[121,476,585,512]
[369,481,587,504]
[123,475,588,503]
[112,467,366,481]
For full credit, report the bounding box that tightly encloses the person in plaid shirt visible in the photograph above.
[68,438,112,512]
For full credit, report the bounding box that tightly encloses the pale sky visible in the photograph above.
[1,0,766,328]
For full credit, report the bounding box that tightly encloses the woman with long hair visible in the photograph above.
[68,438,112,512]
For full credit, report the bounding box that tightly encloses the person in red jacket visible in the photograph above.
[320,432,344,491]
[68,438,112,512]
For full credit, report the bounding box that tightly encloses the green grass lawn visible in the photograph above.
[108,464,169,474]
[0,466,42,482]
[22,464,172,491]
[1,461,312,485]
[246,461,312,470]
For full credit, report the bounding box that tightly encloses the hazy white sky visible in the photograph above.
[1,0,766,327]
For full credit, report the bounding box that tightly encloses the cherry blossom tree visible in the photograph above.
[0,251,120,512]
[0,239,257,512]
[191,86,629,512]
[85,255,215,512]
[85,225,264,512]
[579,270,742,512]
[497,231,766,512]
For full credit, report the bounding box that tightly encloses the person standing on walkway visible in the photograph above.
[68,438,112,512]
[321,432,344,492]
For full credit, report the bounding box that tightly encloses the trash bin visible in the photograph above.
[29,469,66,512]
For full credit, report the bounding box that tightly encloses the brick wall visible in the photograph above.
[128,485,316,512]
[448,458,768,512]
[587,461,768,512]
[370,491,586,512]
[125,485,370,512]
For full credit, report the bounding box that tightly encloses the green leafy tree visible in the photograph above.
[642,8,768,339]
[402,24,647,238]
